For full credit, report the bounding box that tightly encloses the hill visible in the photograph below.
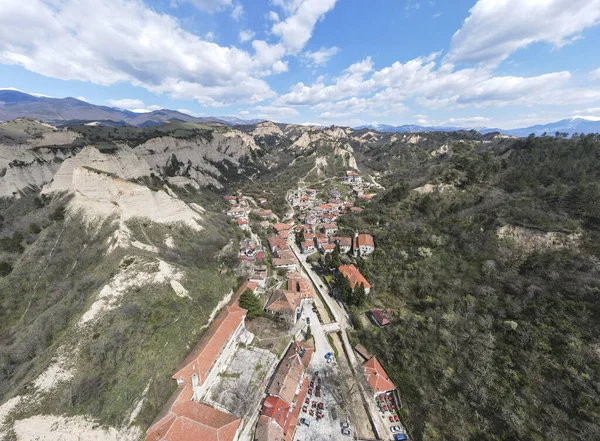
[0,90,262,127]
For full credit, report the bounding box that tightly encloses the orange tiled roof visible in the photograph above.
[267,341,314,404]
[273,223,292,232]
[355,234,375,248]
[146,384,241,441]
[363,357,395,394]
[255,415,284,441]
[172,303,246,385]
[261,395,290,428]
[338,264,371,289]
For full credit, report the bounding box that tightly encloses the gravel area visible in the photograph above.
[209,346,277,418]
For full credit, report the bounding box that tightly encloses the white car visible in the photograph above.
[390,426,402,433]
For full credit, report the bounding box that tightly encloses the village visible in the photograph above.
[146,170,407,441]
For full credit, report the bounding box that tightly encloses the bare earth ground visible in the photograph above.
[245,316,292,356]
[328,332,375,439]
[208,346,277,418]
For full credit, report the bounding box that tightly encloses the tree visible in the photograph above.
[0,261,12,277]
[238,289,262,319]
[295,230,304,247]
[335,272,352,303]
[305,325,312,341]
[352,283,366,307]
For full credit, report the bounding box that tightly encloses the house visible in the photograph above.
[300,241,315,253]
[359,194,375,200]
[350,207,363,213]
[353,233,375,256]
[259,209,273,218]
[258,197,267,204]
[273,223,292,234]
[226,207,248,218]
[322,223,338,235]
[336,236,353,254]
[267,236,287,254]
[362,357,395,396]
[265,272,313,323]
[331,191,341,199]
[224,195,237,204]
[278,229,290,240]
[249,272,268,288]
[344,170,361,183]
[370,308,391,327]
[315,234,329,246]
[338,264,371,294]
[306,188,317,198]
[272,258,296,270]
[255,341,314,441]
[260,220,271,229]
[320,243,336,254]
[237,218,249,230]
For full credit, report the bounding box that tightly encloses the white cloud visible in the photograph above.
[239,29,255,42]
[272,0,338,54]
[443,116,490,126]
[174,0,232,12]
[107,98,146,109]
[253,104,299,119]
[231,3,243,20]
[205,31,216,41]
[268,10,280,21]
[274,51,600,124]
[590,68,600,80]
[107,98,161,112]
[304,46,339,67]
[449,0,600,66]
[0,0,276,106]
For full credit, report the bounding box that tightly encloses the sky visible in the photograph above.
[1,0,600,128]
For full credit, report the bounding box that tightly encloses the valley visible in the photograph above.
[0,116,599,441]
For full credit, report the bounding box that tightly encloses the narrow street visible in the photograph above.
[286,234,390,440]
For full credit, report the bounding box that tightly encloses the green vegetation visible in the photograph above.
[339,133,600,441]
[239,289,263,319]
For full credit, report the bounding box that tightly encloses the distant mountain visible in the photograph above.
[0,89,262,127]
[356,118,600,137]
[495,118,600,137]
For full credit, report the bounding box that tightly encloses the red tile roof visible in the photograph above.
[273,223,292,232]
[261,395,290,428]
[172,303,246,386]
[338,264,371,289]
[146,384,241,441]
[355,234,375,248]
[363,357,395,394]
[371,308,390,326]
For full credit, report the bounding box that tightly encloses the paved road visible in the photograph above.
[287,235,389,440]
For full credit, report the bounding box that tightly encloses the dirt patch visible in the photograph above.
[245,317,291,356]
[497,225,581,252]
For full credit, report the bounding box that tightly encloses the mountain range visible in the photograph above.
[0,89,263,127]
[356,118,600,137]
[2,89,600,136]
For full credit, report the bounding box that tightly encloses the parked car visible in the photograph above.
[390,426,402,433]
[394,434,409,441]
[341,428,351,436]
[340,421,349,429]
[300,418,311,426]
[306,317,310,324]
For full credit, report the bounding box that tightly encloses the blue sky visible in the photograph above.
[1,0,600,128]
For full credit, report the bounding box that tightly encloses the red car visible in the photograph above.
[394,415,400,422]
[305,398,310,405]
[308,388,313,395]
[310,382,314,388]
[389,416,394,423]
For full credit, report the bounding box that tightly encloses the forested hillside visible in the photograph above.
[338,134,600,441]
